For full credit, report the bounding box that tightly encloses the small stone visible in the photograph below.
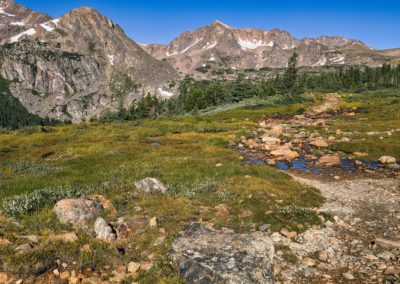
[53,269,60,276]
[215,204,230,218]
[139,261,154,271]
[385,268,400,275]
[69,276,81,284]
[153,236,166,246]
[80,244,91,253]
[280,228,297,238]
[319,155,340,166]
[15,243,32,253]
[16,280,23,284]
[375,238,400,249]
[134,178,168,194]
[128,262,141,273]
[353,152,368,157]
[238,210,254,218]
[87,194,117,215]
[364,254,378,261]
[319,250,328,262]
[259,224,271,232]
[149,217,158,228]
[342,272,354,280]
[215,163,223,167]
[0,273,9,283]
[378,156,396,164]
[377,251,393,260]
[271,232,282,243]
[116,265,127,274]
[0,237,10,245]
[60,271,70,280]
[302,257,316,267]
[273,265,281,276]
[94,217,116,241]
[52,232,78,243]
[310,139,329,148]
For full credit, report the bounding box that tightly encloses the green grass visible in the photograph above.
[0,101,323,282]
[328,89,400,160]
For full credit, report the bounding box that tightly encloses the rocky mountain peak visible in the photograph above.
[211,20,234,29]
[0,0,51,41]
[0,0,14,7]
[141,21,390,74]
[0,1,179,122]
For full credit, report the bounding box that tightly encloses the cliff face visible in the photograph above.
[0,6,179,122]
[141,21,393,75]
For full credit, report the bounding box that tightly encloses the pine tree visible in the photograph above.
[281,52,299,99]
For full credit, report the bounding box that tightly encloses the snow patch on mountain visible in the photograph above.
[0,7,15,17]
[238,38,274,50]
[331,55,345,64]
[10,21,24,26]
[10,27,36,43]
[313,57,327,66]
[180,38,203,54]
[39,19,59,32]
[108,54,114,65]
[157,88,174,98]
[202,42,217,50]
[166,50,178,57]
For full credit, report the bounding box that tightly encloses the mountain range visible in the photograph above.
[141,20,397,74]
[0,0,399,121]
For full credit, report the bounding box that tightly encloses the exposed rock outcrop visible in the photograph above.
[171,223,275,283]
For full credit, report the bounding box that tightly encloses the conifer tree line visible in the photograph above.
[0,76,63,130]
[1,52,399,125]
[99,53,400,122]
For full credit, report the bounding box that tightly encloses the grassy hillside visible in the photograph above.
[0,89,398,282]
[0,100,324,282]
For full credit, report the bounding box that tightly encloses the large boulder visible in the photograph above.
[378,156,396,164]
[171,223,275,283]
[134,178,168,194]
[94,217,117,241]
[53,199,103,227]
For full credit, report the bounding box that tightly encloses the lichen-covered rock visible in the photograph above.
[93,217,116,241]
[53,199,103,227]
[171,223,275,284]
[134,178,168,194]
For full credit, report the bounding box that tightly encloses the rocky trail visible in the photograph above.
[237,94,400,283]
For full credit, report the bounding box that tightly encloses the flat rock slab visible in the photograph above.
[171,223,275,284]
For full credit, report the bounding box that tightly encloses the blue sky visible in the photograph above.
[18,0,400,49]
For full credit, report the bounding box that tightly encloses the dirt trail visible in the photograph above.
[277,96,400,283]
[241,94,400,283]
[284,176,400,283]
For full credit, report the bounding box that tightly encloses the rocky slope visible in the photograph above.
[0,0,51,41]
[0,4,179,122]
[141,20,396,74]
